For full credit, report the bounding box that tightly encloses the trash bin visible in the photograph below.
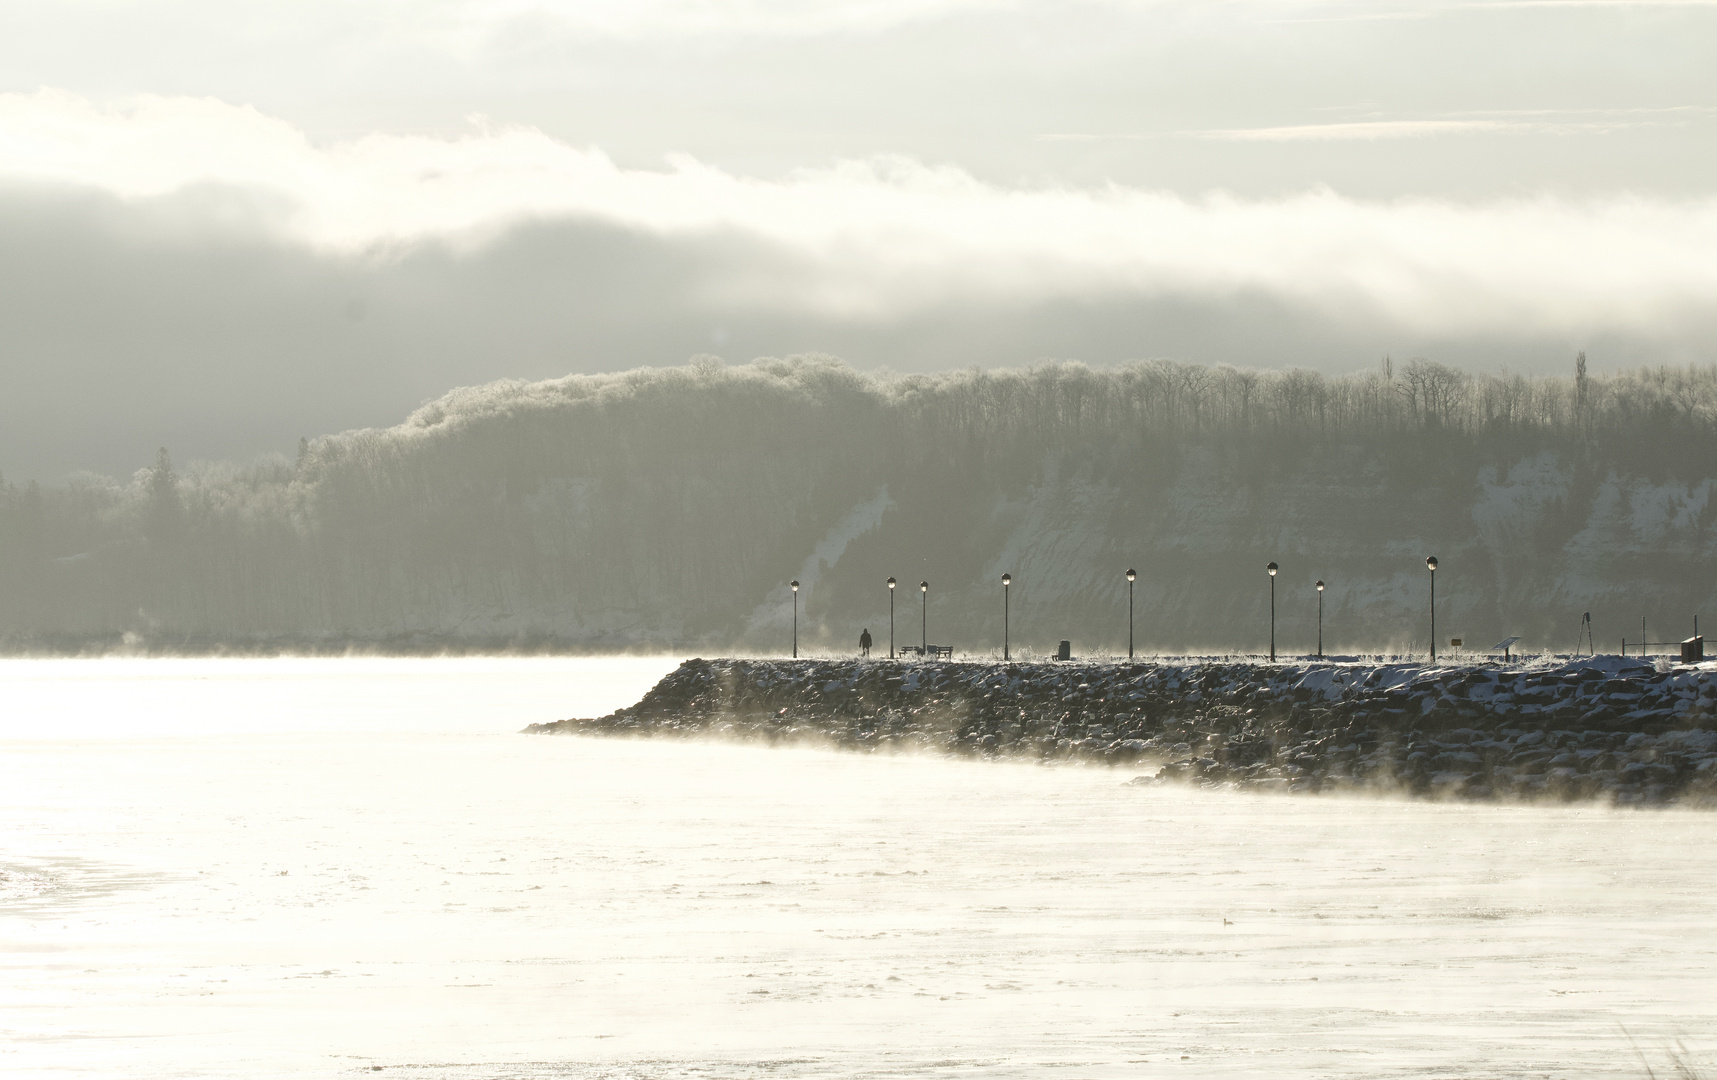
[1057,640,1071,662]
[1682,636,1704,663]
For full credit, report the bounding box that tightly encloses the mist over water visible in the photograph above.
[2,657,1711,1078]
[6,3,1716,1074]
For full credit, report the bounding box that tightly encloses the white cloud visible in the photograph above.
[1202,119,1513,140]
[1193,107,1717,141]
[2,89,1716,336]
[471,0,1015,36]
[429,0,1717,39]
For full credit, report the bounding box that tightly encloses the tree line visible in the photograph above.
[1,353,1713,653]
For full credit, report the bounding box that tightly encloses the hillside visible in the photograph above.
[2,354,1715,654]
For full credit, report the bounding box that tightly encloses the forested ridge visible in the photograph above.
[3,353,1716,654]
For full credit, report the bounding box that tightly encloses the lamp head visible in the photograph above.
[1316,580,1325,591]
[1426,556,1438,571]
[790,580,799,592]
[920,581,928,593]
[1001,573,1011,587]
[1126,568,1136,582]
[887,577,895,589]
[1266,562,1278,577]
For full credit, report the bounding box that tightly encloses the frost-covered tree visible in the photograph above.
[3,354,1717,653]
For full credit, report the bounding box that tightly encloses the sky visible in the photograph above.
[1,0,1715,478]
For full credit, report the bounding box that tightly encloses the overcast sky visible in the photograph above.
[1,0,1714,478]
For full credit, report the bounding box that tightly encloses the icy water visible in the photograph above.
[1,658,1713,1079]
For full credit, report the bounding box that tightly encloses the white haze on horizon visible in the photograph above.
[4,89,1716,337]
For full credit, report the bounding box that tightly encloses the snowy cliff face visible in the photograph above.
[4,356,1717,653]
[807,443,1717,660]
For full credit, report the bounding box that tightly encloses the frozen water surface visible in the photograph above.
[0,657,1712,1078]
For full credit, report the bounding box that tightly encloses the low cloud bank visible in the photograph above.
[2,89,1714,479]
[5,89,1717,334]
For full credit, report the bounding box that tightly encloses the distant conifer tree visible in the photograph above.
[143,447,183,546]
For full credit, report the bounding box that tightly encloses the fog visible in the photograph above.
[3,76,1717,478]
[3,3,1714,479]
[2,658,1711,1078]
[13,181,1709,481]
[6,4,1715,1076]
[5,355,1716,657]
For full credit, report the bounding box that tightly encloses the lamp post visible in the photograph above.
[1126,568,1136,659]
[887,577,896,659]
[1001,573,1012,661]
[1426,556,1438,662]
[920,581,929,655]
[1266,562,1278,662]
[1315,580,1325,660]
[790,580,799,658]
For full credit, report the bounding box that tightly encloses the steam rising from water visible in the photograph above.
[0,657,1712,1077]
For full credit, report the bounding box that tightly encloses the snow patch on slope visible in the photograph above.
[744,486,893,635]
[1472,452,1570,553]
[986,453,1121,607]
[1566,475,1714,558]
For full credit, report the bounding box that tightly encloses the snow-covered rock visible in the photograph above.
[524,654,1717,806]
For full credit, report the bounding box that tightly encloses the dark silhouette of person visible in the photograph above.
[859,628,873,657]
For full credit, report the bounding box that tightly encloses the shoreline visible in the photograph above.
[525,655,1717,806]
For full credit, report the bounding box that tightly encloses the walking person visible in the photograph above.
[859,628,873,658]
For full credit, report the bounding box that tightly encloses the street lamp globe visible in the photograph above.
[1316,580,1325,591]
[1126,568,1136,582]
[790,580,799,592]
[1426,556,1438,571]
[920,581,928,593]
[887,577,895,590]
[1001,573,1011,587]
[1267,562,1278,576]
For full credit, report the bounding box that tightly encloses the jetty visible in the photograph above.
[524,655,1717,805]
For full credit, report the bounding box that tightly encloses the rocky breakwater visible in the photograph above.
[524,656,1717,805]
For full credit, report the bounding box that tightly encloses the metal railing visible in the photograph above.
[1621,639,1692,657]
